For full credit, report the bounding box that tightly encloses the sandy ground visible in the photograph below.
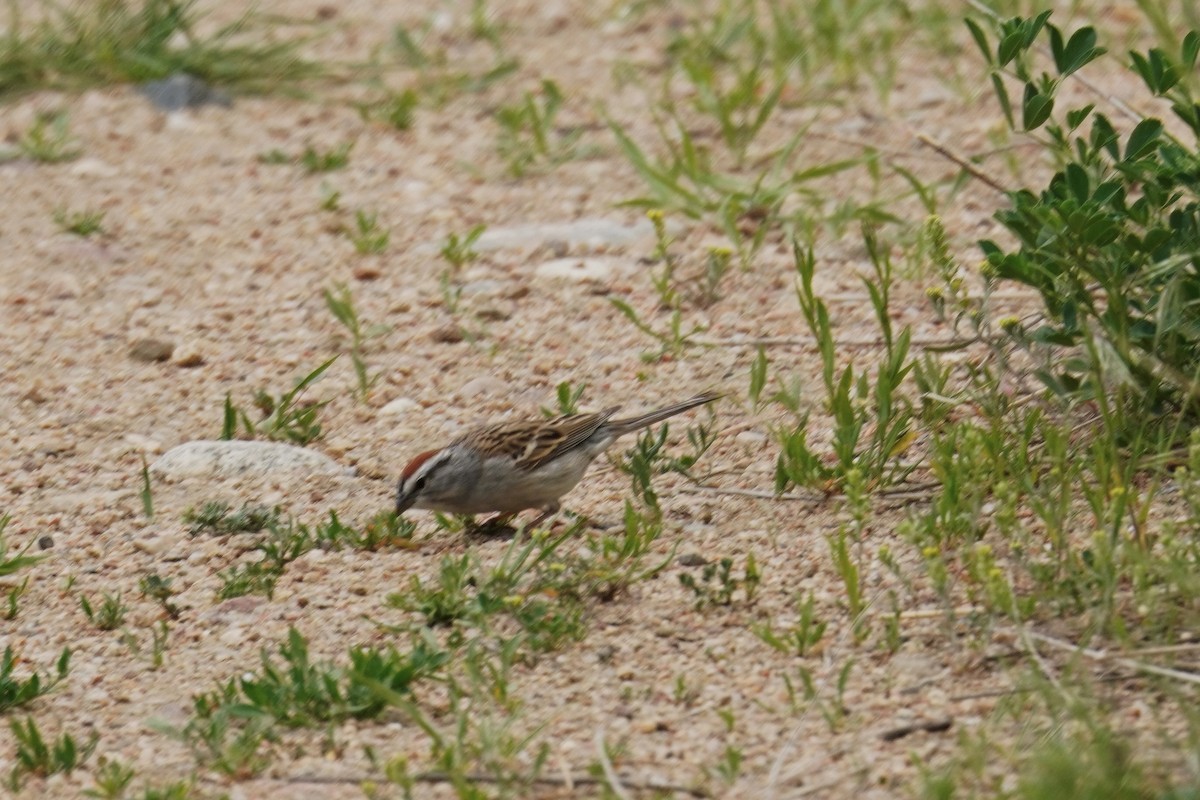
[0,1,1185,798]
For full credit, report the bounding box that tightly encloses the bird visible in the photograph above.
[395,390,720,528]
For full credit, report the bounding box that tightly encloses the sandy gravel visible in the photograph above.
[0,1,1182,798]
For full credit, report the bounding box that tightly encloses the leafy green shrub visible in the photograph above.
[970,15,1200,412]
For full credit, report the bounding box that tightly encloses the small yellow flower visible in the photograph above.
[503,595,525,607]
[925,286,945,300]
[999,315,1021,332]
[646,209,665,222]
[922,546,939,558]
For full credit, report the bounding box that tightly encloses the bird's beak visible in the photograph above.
[396,485,414,515]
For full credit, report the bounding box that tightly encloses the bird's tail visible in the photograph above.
[607,391,721,434]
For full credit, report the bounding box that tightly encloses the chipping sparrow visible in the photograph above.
[395,391,720,525]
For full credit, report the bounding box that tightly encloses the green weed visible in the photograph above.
[138,574,180,620]
[774,236,917,493]
[324,283,390,401]
[969,15,1200,416]
[0,646,71,713]
[215,511,415,600]
[53,207,105,236]
[752,591,827,657]
[357,88,420,130]
[4,577,29,620]
[300,142,353,173]
[7,716,98,790]
[541,381,587,417]
[0,514,43,577]
[80,592,128,631]
[17,111,81,162]
[495,79,582,176]
[384,18,518,107]
[83,757,135,799]
[221,357,337,445]
[349,210,389,254]
[439,224,486,271]
[678,554,761,609]
[184,501,279,535]
[138,454,154,519]
[0,0,320,98]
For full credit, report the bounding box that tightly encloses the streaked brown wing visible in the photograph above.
[461,408,619,471]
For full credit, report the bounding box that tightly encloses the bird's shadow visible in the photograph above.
[463,518,519,539]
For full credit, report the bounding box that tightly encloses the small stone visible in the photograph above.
[130,338,175,362]
[379,398,420,416]
[213,596,264,615]
[219,626,246,647]
[171,342,205,367]
[32,435,73,456]
[634,718,670,734]
[138,73,231,111]
[534,257,618,282]
[457,375,506,399]
[430,324,464,344]
[735,430,768,446]
[352,263,382,280]
[475,305,512,322]
[37,535,54,550]
[133,536,173,556]
[677,552,708,567]
[544,239,570,257]
[69,158,118,178]
[460,280,505,298]
[150,440,352,480]
[84,686,112,707]
[473,219,656,252]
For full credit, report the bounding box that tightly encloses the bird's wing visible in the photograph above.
[461,407,620,471]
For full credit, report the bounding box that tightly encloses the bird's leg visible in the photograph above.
[525,501,561,532]
[472,512,518,536]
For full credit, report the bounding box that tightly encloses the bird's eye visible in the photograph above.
[411,475,427,492]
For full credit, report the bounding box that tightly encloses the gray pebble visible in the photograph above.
[138,74,231,111]
[130,338,175,362]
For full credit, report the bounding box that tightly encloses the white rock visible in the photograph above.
[379,397,421,416]
[46,490,125,514]
[735,430,768,446]
[150,440,352,480]
[219,626,246,647]
[460,279,505,297]
[534,257,618,282]
[475,218,655,252]
[133,534,181,556]
[69,157,118,178]
[457,376,507,399]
